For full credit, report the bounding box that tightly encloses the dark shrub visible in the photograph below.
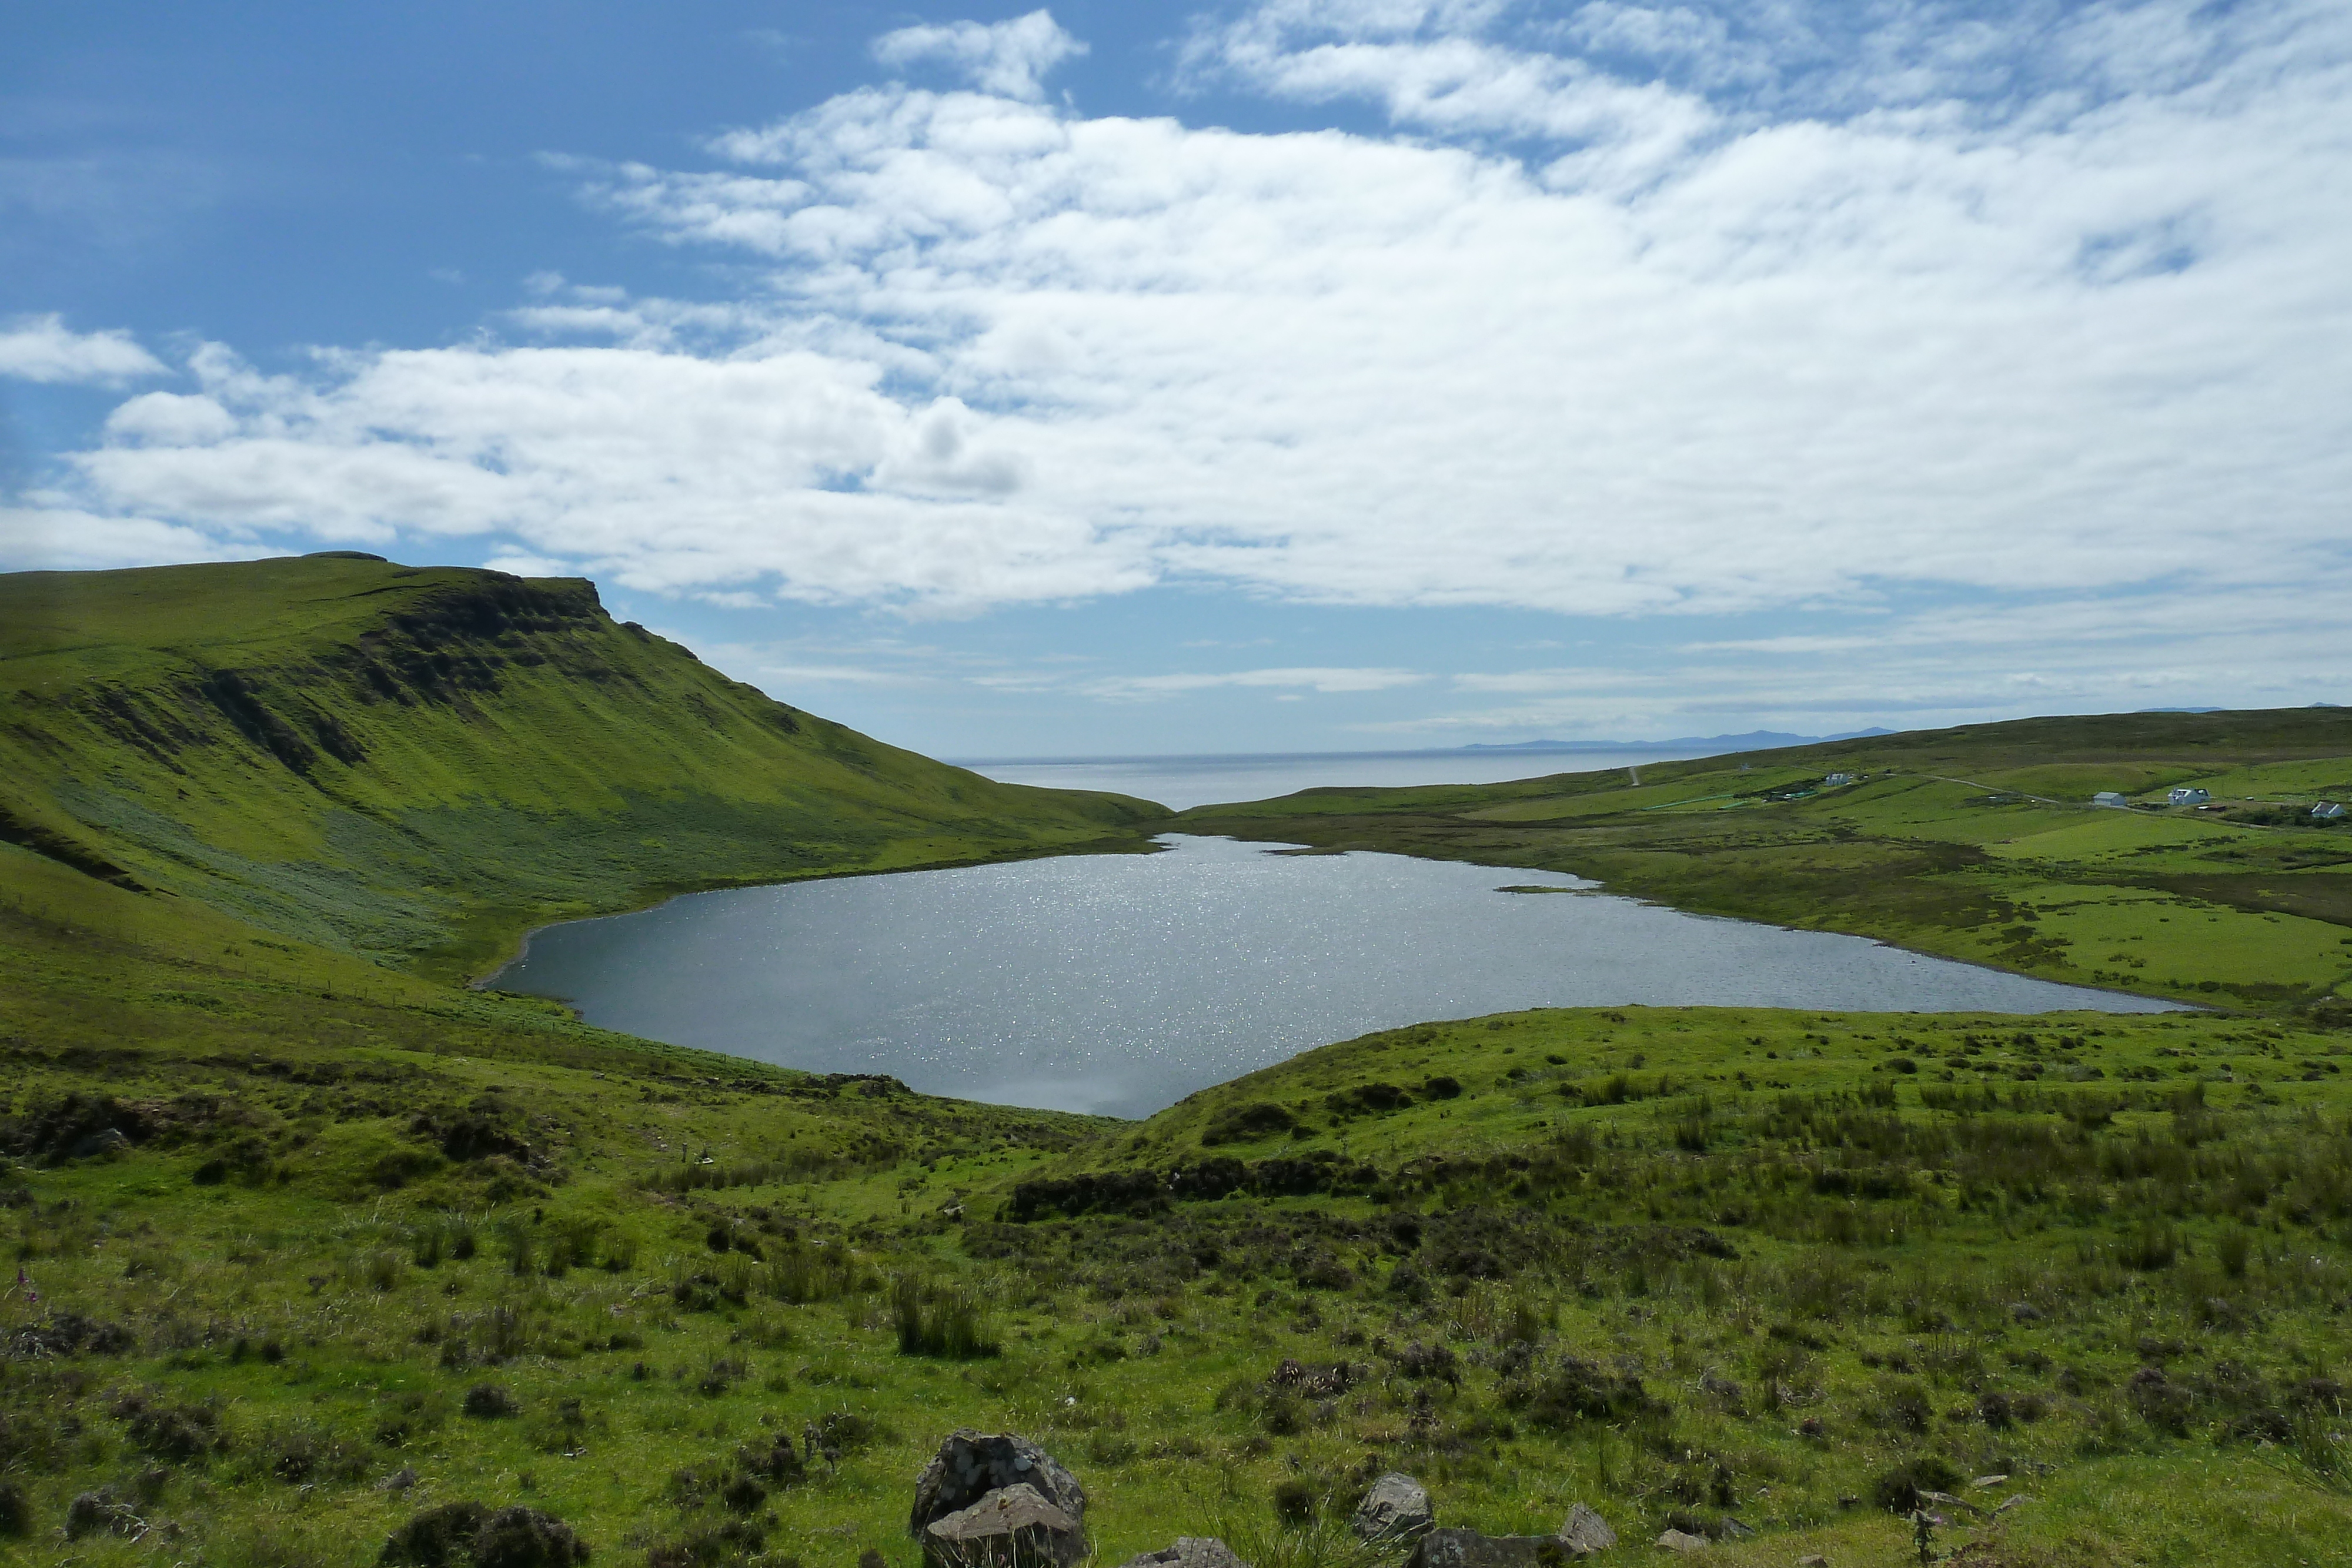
[66,1490,126,1540]
[265,1421,375,1483]
[1977,1390,2015,1430]
[1503,1355,1652,1428]
[719,1473,766,1513]
[2129,1368,2194,1435]
[463,1384,519,1419]
[473,1505,590,1568]
[1201,1102,1298,1145]
[0,1481,27,1537]
[383,1501,491,1566]
[1272,1477,1321,1524]
[646,1522,765,1568]
[1421,1076,1463,1099]
[1871,1456,1962,1513]
[737,1433,806,1486]
[114,1390,224,1462]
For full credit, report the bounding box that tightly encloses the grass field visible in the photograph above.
[6,563,2352,1567]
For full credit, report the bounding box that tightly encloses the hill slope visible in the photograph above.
[0,554,1166,979]
[1178,707,2352,1014]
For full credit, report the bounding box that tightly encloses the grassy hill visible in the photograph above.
[1177,708,2352,1016]
[5,566,2352,1567]
[0,554,1165,981]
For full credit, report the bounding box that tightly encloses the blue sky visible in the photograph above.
[5,0,2348,758]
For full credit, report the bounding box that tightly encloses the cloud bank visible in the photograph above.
[12,0,2352,640]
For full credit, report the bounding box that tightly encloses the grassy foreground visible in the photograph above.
[6,881,2352,1568]
[1177,707,2352,1018]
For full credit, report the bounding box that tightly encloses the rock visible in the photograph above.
[1406,1527,1574,1568]
[924,1482,1085,1568]
[1797,1556,1829,1567]
[1558,1505,1615,1556]
[1718,1517,1755,1540]
[1972,1475,2009,1489]
[910,1431,1087,1543]
[1992,1495,2034,1516]
[1353,1473,1435,1544]
[1118,1538,1251,1568]
[379,1466,420,1492]
[1654,1529,1710,1553]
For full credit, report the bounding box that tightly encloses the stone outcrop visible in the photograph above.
[1117,1538,1251,1568]
[910,1432,1087,1568]
[1352,1473,1435,1544]
[923,1483,1084,1568]
[1406,1527,1573,1568]
[1557,1505,1614,1556]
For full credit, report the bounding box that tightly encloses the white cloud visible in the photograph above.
[16,0,2352,672]
[0,314,165,385]
[0,505,255,572]
[872,10,1086,102]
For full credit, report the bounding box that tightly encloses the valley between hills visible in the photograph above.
[5,556,2352,1568]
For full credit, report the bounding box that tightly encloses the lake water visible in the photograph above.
[493,834,2179,1119]
[956,747,1709,811]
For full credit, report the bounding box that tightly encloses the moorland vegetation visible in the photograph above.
[4,558,2350,1568]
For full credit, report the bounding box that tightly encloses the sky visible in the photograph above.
[4,0,2348,759]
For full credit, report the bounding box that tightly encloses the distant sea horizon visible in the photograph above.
[958,743,1727,813]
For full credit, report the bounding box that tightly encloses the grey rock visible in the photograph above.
[1353,1473,1435,1544]
[1558,1505,1614,1556]
[1406,1527,1575,1568]
[1118,1537,1251,1568]
[1655,1529,1710,1553]
[924,1482,1085,1568]
[1718,1517,1755,1540]
[910,1431,1088,1542]
[378,1466,420,1492]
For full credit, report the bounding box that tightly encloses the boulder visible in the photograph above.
[1352,1473,1435,1544]
[910,1431,1087,1541]
[1558,1505,1615,1556]
[1118,1538,1251,1568]
[1655,1529,1710,1554]
[1406,1527,1573,1568]
[923,1482,1085,1568]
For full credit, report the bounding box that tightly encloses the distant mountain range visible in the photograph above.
[1462,727,1897,753]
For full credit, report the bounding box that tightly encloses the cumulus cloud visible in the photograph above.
[872,10,1086,101]
[17,0,2352,660]
[0,504,254,572]
[0,313,165,385]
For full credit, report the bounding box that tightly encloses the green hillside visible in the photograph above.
[1178,708,2352,1015]
[5,567,2352,1567]
[0,554,1166,980]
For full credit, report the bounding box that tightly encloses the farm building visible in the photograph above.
[2167,787,2212,805]
[2093,791,2127,807]
[1824,772,1855,785]
[2317,801,2348,820]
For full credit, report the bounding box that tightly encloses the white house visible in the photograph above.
[2093,791,2127,808]
[2167,787,2211,805]
[1824,772,1855,786]
[2316,801,2348,820]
